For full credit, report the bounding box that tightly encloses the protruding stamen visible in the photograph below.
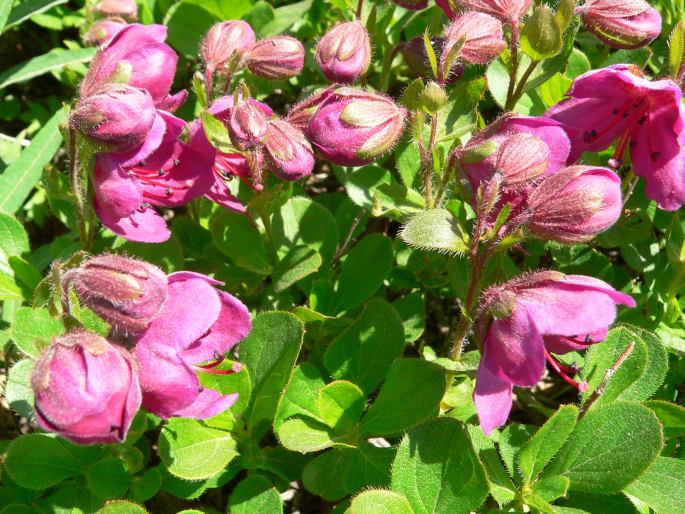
[545,350,588,392]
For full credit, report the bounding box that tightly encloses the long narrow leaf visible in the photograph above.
[0,109,65,214]
[0,0,11,34]
[0,47,95,90]
[3,0,67,31]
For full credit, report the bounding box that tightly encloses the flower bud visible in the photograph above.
[95,0,137,21]
[495,132,550,188]
[394,0,429,9]
[444,11,506,65]
[527,165,622,243]
[316,21,371,84]
[307,88,406,166]
[70,84,156,152]
[402,36,465,83]
[286,88,331,132]
[263,119,315,180]
[420,81,448,114]
[455,0,532,26]
[32,331,141,444]
[578,0,661,50]
[201,21,256,72]
[228,97,271,150]
[84,18,128,46]
[247,36,305,80]
[64,254,168,333]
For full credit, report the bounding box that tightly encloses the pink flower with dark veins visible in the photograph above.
[134,272,251,419]
[546,65,685,211]
[474,271,635,435]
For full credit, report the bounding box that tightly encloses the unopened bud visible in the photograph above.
[70,84,156,152]
[578,0,662,50]
[307,87,406,166]
[64,254,168,333]
[84,18,128,46]
[520,5,563,60]
[263,120,315,180]
[201,21,256,72]
[95,0,137,21]
[444,11,506,65]
[228,97,271,150]
[316,21,371,84]
[32,330,141,444]
[420,81,448,114]
[247,36,305,80]
[455,0,532,26]
[286,88,331,132]
[495,133,549,188]
[527,165,622,244]
[394,0,429,9]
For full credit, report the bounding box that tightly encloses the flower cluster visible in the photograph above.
[32,255,251,444]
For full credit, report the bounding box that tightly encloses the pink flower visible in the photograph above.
[134,272,251,419]
[84,19,128,47]
[440,0,532,26]
[527,165,622,244]
[474,272,635,435]
[578,0,662,50]
[286,88,333,132]
[444,11,506,65]
[93,112,215,242]
[315,21,371,84]
[246,36,305,80]
[546,65,685,211]
[228,97,271,150]
[263,119,315,180]
[201,21,256,72]
[32,330,141,444]
[80,24,186,112]
[94,0,138,21]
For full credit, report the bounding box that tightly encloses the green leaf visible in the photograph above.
[129,467,161,502]
[393,291,425,344]
[391,417,489,514]
[272,245,322,293]
[0,0,10,33]
[4,0,67,31]
[423,29,438,79]
[200,111,235,153]
[324,299,405,395]
[519,405,578,483]
[360,359,445,436]
[0,213,29,259]
[86,458,131,500]
[0,47,95,90]
[158,418,237,480]
[318,380,365,430]
[670,21,685,80]
[544,401,662,493]
[302,444,394,501]
[402,78,425,111]
[582,325,667,406]
[4,434,83,489]
[165,3,218,57]
[0,109,64,214]
[258,0,312,37]
[277,417,335,453]
[229,474,283,514]
[272,196,339,264]
[98,500,148,514]
[643,400,685,438]
[198,364,252,417]
[531,475,569,502]
[274,362,327,431]
[5,359,33,419]
[210,209,272,274]
[400,209,469,255]
[623,457,685,514]
[241,312,304,437]
[555,0,576,32]
[331,234,394,314]
[350,490,415,514]
[10,307,64,358]
[0,271,22,300]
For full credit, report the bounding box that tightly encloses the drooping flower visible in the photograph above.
[246,36,305,80]
[32,330,141,444]
[474,272,635,435]
[307,87,406,166]
[443,11,506,65]
[64,254,168,334]
[315,21,371,84]
[493,132,550,189]
[578,0,662,50]
[262,119,315,180]
[527,165,622,244]
[228,97,271,150]
[201,21,256,74]
[546,64,685,211]
[134,272,251,419]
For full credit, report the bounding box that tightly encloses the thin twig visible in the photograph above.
[356,0,364,20]
[579,341,635,418]
[332,208,366,264]
[69,129,88,246]
[510,60,540,107]
[504,26,520,111]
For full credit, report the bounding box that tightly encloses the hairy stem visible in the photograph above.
[510,59,539,107]
[69,129,88,247]
[579,341,635,418]
[356,0,364,20]
[504,25,520,111]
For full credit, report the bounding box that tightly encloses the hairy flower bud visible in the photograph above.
[454,0,532,26]
[70,84,156,152]
[316,21,371,83]
[307,88,406,166]
[84,18,128,46]
[201,21,256,72]
[402,36,465,83]
[495,132,550,188]
[95,0,137,21]
[32,331,141,444]
[527,165,622,243]
[286,88,331,132]
[444,11,506,65]
[247,36,305,80]
[578,0,661,49]
[64,254,168,333]
[228,97,271,150]
[263,119,315,180]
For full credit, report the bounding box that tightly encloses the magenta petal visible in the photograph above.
[205,182,247,212]
[170,389,239,419]
[544,328,608,354]
[114,112,167,169]
[93,155,142,222]
[168,271,222,286]
[137,278,222,350]
[98,206,171,243]
[474,364,513,436]
[483,305,545,387]
[561,275,636,308]
[502,116,572,176]
[182,291,251,364]
[158,90,188,113]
